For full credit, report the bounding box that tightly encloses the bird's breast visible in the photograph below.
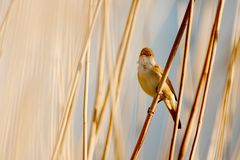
[137,67,160,97]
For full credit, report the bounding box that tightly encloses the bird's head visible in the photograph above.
[138,47,156,67]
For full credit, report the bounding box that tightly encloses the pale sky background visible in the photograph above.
[0,0,239,159]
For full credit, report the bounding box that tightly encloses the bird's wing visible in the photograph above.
[153,65,177,101]
[166,77,177,101]
[152,64,164,75]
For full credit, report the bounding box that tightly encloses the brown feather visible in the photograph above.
[153,65,177,101]
[140,48,154,57]
[166,78,177,101]
[164,100,182,129]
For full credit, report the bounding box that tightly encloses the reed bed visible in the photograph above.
[179,0,225,159]
[0,0,239,160]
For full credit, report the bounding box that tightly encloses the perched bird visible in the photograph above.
[137,47,181,129]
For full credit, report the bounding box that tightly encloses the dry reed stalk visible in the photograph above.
[83,1,93,159]
[101,0,139,158]
[208,5,240,159]
[224,41,240,160]
[221,8,240,159]
[233,106,240,159]
[168,1,194,160]
[87,2,107,160]
[51,71,80,160]
[215,38,239,159]
[191,1,225,158]
[78,0,104,66]
[178,18,213,160]
[208,8,240,160]
[102,110,113,160]
[131,2,191,159]
[190,11,229,159]
[231,40,240,160]
[112,117,124,160]
[83,36,89,160]
[216,112,227,159]
[96,0,138,132]
[189,30,216,160]
[88,0,138,157]
[178,0,224,159]
[51,0,104,159]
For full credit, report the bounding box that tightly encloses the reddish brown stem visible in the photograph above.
[169,0,194,159]
[131,2,191,159]
[178,0,224,159]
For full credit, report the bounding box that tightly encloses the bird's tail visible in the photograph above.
[163,100,182,129]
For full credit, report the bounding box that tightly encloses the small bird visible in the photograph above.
[137,47,181,129]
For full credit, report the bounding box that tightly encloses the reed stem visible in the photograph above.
[51,0,103,159]
[178,0,224,159]
[169,1,194,159]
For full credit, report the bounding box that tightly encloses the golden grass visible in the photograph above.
[102,0,140,158]
[83,4,91,160]
[51,71,80,160]
[51,0,104,159]
[88,0,140,159]
[209,38,240,160]
[95,0,139,132]
[231,39,240,160]
[112,118,124,160]
[87,0,107,157]
[102,109,113,159]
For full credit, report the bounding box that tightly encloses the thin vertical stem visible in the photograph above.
[169,0,194,159]
[82,37,89,160]
[112,117,124,160]
[231,39,240,160]
[215,38,239,160]
[178,0,224,159]
[102,0,140,159]
[78,0,104,67]
[189,34,215,160]
[102,110,113,160]
[96,0,138,132]
[88,0,138,157]
[51,0,104,159]
[87,0,107,158]
[83,0,92,159]
[51,71,80,160]
[178,24,214,160]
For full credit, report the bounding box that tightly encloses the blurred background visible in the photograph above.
[0,0,239,159]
